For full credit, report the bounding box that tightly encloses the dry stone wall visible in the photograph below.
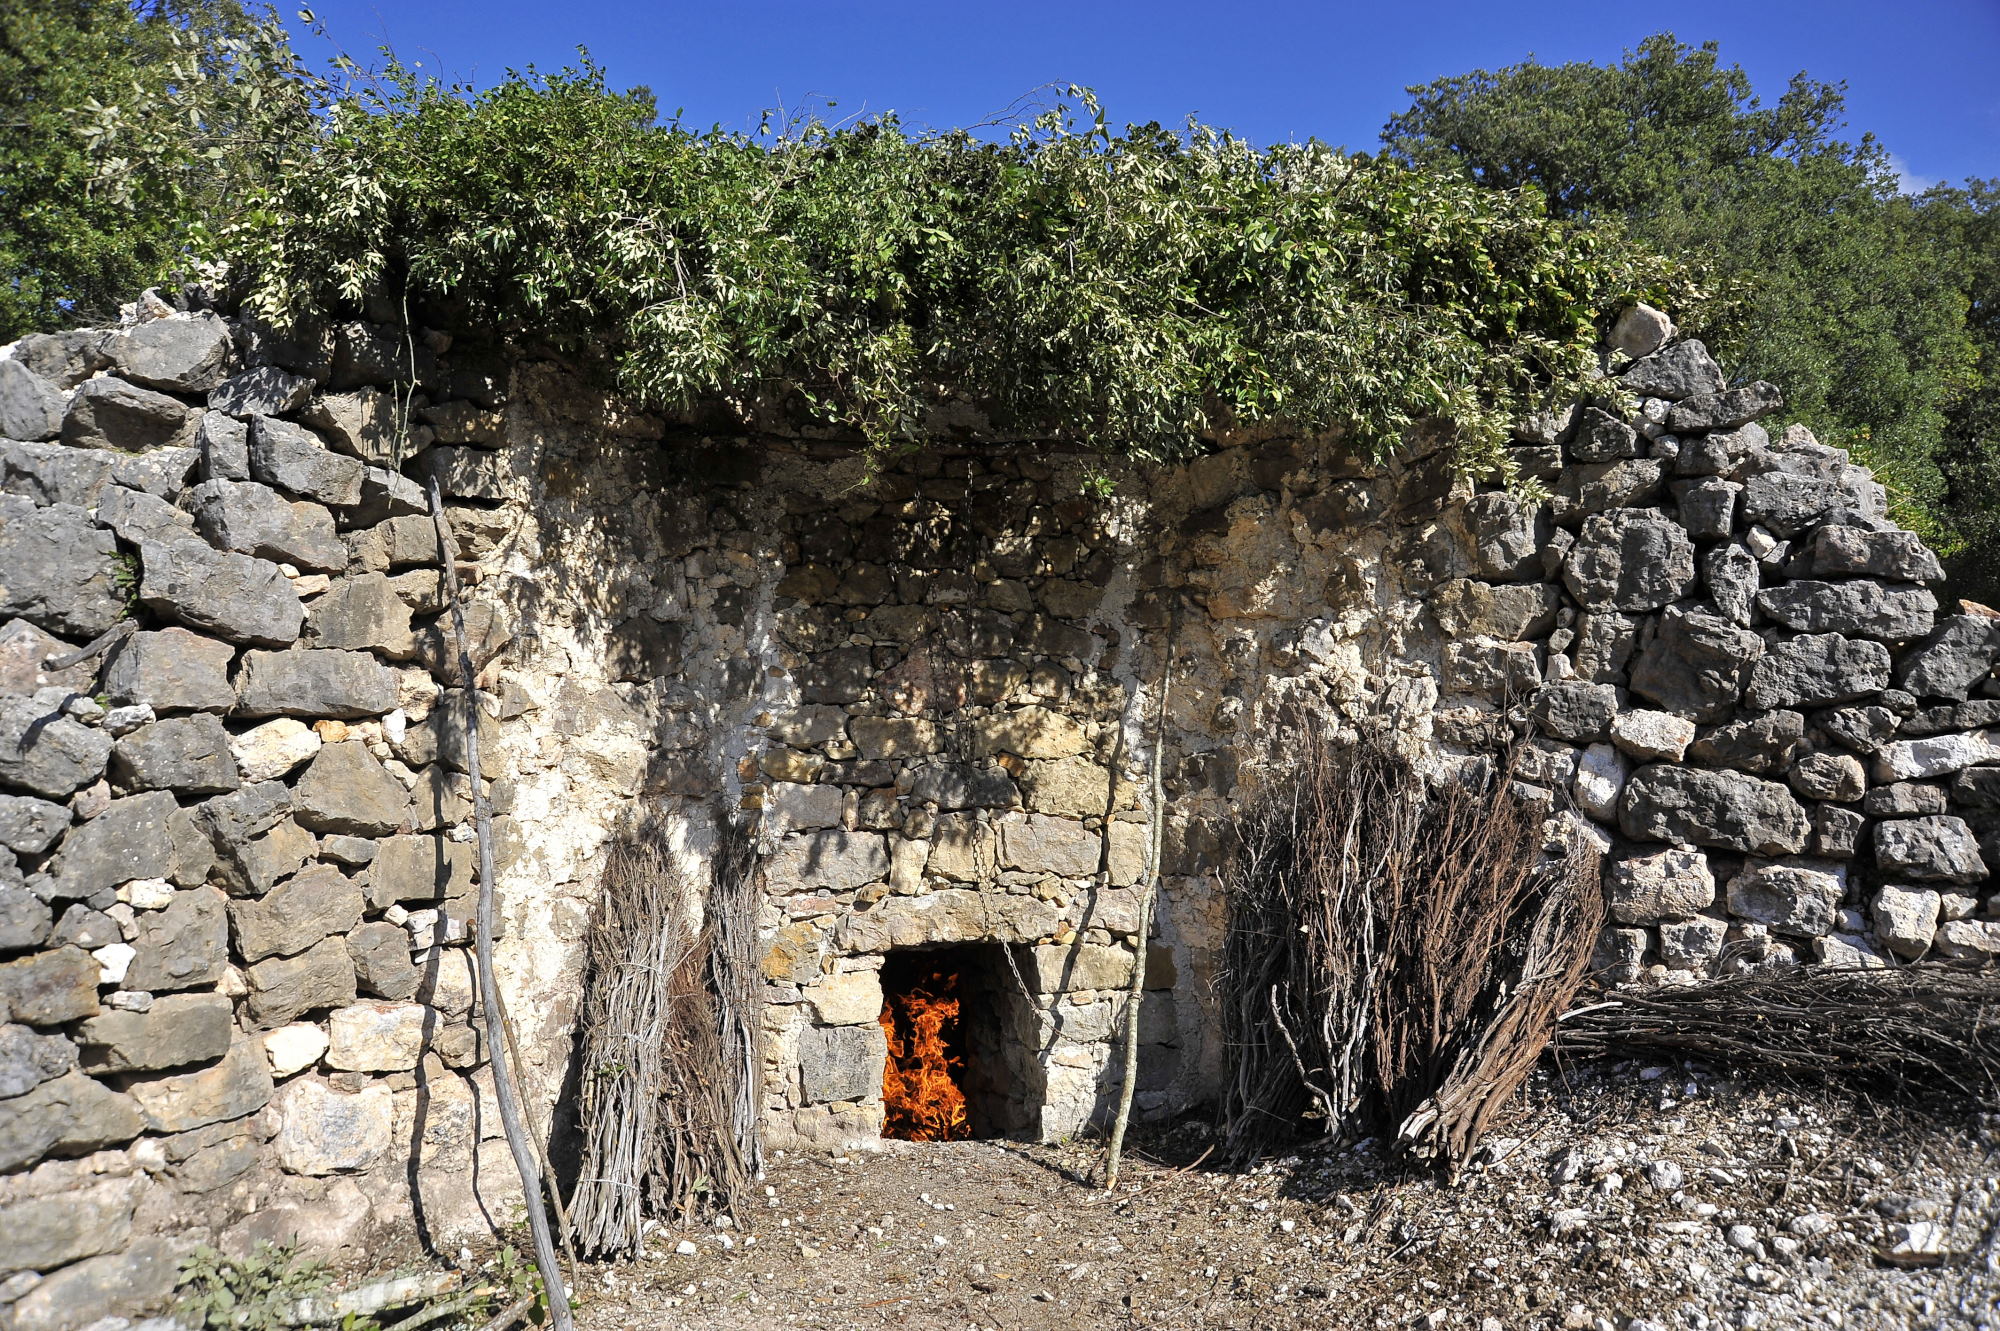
[0,295,1995,1324]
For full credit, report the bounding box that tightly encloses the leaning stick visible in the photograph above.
[427,478,574,1331]
[1104,596,1178,1191]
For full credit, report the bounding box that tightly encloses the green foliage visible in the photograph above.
[208,63,1695,475]
[0,0,326,339]
[1382,32,1985,553]
[175,1244,344,1331]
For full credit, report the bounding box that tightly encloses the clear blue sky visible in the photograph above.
[286,0,2000,188]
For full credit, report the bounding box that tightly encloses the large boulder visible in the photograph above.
[137,538,304,647]
[111,311,231,392]
[1620,764,1811,855]
[101,627,236,713]
[0,496,128,638]
[187,478,347,573]
[248,417,365,506]
[1561,511,1697,611]
[1628,607,1762,721]
[1743,633,1891,710]
[1756,580,1937,642]
[234,649,398,718]
[61,377,191,452]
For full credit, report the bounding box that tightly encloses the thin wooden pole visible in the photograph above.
[1103,597,1178,1192]
[428,478,574,1331]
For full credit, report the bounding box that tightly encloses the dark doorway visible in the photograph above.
[878,944,1040,1140]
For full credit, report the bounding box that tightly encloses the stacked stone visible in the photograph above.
[1433,303,2000,981]
[0,306,518,1324]
[750,457,1182,1146]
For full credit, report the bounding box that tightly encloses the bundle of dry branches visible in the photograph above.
[568,839,753,1259]
[1555,963,2000,1105]
[1218,719,1602,1169]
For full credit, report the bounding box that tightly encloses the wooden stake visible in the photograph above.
[428,478,574,1331]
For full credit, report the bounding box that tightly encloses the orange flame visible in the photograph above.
[879,967,971,1141]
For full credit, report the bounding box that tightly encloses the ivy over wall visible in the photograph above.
[200,61,1702,477]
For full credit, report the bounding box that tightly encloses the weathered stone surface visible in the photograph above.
[1668,381,1783,433]
[1610,709,1695,762]
[45,790,177,899]
[1464,491,1548,580]
[1431,579,1560,640]
[1529,682,1617,742]
[1018,756,1131,818]
[797,1023,885,1104]
[1444,637,1542,698]
[1935,919,2000,962]
[1897,615,2000,700]
[0,694,112,798]
[1561,511,1696,611]
[275,1077,392,1174]
[1572,743,1630,821]
[1868,782,1948,816]
[766,830,890,893]
[291,742,409,836]
[76,992,233,1073]
[1788,752,1865,803]
[90,485,189,548]
[1874,729,2000,782]
[804,970,883,1025]
[0,360,63,440]
[421,445,514,502]
[235,649,398,718]
[1674,477,1739,540]
[13,329,110,388]
[365,834,476,907]
[0,1071,140,1171]
[1659,914,1730,973]
[61,377,190,452]
[208,364,313,417]
[5,1234,185,1331]
[1743,633,1891,711]
[1738,472,1872,538]
[1808,525,1943,583]
[0,885,51,951]
[1629,608,1762,721]
[1605,846,1715,924]
[347,921,421,999]
[138,537,304,646]
[1701,544,1760,625]
[1873,885,1941,959]
[197,409,249,480]
[263,1022,329,1077]
[1950,766,2000,807]
[187,478,346,572]
[906,761,1017,810]
[1756,581,1937,642]
[325,1000,430,1072]
[125,886,228,992]
[1620,340,1725,400]
[348,465,429,527]
[0,947,99,1027]
[1571,611,1638,684]
[837,887,1065,953]
[1611,304,1675,359]
[246,934,357,1027]
[0,438,115,506]
[229,864,364,963]
[1725,859,1847,937]
[306,572,416,657]
[849,716,938,759]
[0,1023,75,1097]
[999,813,1099,877]
[0,497,126,638]
[0,794,67,856]
[1620,765,1811,855]
[1874,815,1988,883]
[110,713,239,794]
[229,717,322,783]
[112,312,230,392]
[1569,407,1638,463]
[301,387,410,466]
[970,706,1089,759]
[249,417,364,505]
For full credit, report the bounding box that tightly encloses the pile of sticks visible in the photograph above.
[1556,962,2000,1104]
[1218,721,1603,1168]
[567,838,754,1259]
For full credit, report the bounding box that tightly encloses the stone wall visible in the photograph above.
[1,295,1996,1326]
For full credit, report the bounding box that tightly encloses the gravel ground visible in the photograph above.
[565,1062,2000,1331]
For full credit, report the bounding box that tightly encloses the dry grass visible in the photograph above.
[1218,719,1603,1169]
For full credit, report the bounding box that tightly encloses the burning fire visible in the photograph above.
[879,966,970,1141]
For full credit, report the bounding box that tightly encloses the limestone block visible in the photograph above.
[246,934,357,1027]
[138,537,304,647]
[1788,753,1865,804]
[1446,638,1542,698]
[102,627,236,714]
[1105,821,1149,887]
[1874,730,2000,782]
[236,649,398,719]
[45,790,178,898]
[796,1023,884,1104]
[1550,459,1665,525]
[1021,941,1139,992]
[1529,683,1618,743]
[61,377,191,452]
[1430,579,1559,641]
[1687,710,1804,775]
[765,782,844,835]
[0,497,126,639]
[0,1070,141,1171]
[906,761,1017,809]
[231,717,323,782]
[209,364,313,417]
[306,571,417,657]
[1605,846,1714,924]
[849,716,938,759]
[0,694,112,798]
[1898,615,2000,701]
[999,813,1098,877]
[109,713,239,794]
[348,921,421,1000]
[1873,815,1987,883]
[211,816,315,899]
[249,416,364,506]
[803,971,883,1025]
[1619,765,1810,856]
[1935,919,2000,962]
[759,920,825,984]
[971,706,1088,759]
[112,311,230,392]
[0,1022,75,1098]
[187,478,346,572]
[326,1000,431,1072]
[76,991,233,1073]
[923,816,996,885]
[1628,607,1761,721]
[1741,472,1882,538]
[1667,381,1783,433]
[0,359,62,440]
[1571,743,1629,822]
[0,1175,138,1277]
[1814,933,1890,970]
[125,886,228,992]
[301,386,404,464]
[1620,339,1724,400]
[1724,859,1847,937]
[1755,580,1937,643]
[1872,885,1941,959]
[1658,914,1729,973]
[1609,710,1695,762]
[291,741,410,835]
[276,1078,393,1174]
[1561,511,1697,612]
[764,829,888,894]
[1743,633,1891,710]
[837,890,1064,952]
[1808,526,1942,583]
[228,864,364,963]
[0,947,100,1026]
[126,1037,275,1133]
[3,1234,185,1331]
[366,834,476,907]
[264,1022,330,1078]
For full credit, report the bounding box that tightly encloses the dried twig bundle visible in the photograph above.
[1218,719,1602,1168]
[568,839,752,1258]
[1555,963,2000,1105]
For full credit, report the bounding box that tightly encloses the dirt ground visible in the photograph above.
[565,1061,2000,1331]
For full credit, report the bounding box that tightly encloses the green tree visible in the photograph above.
[1382,33,1982,553]
[0,0,322,340]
